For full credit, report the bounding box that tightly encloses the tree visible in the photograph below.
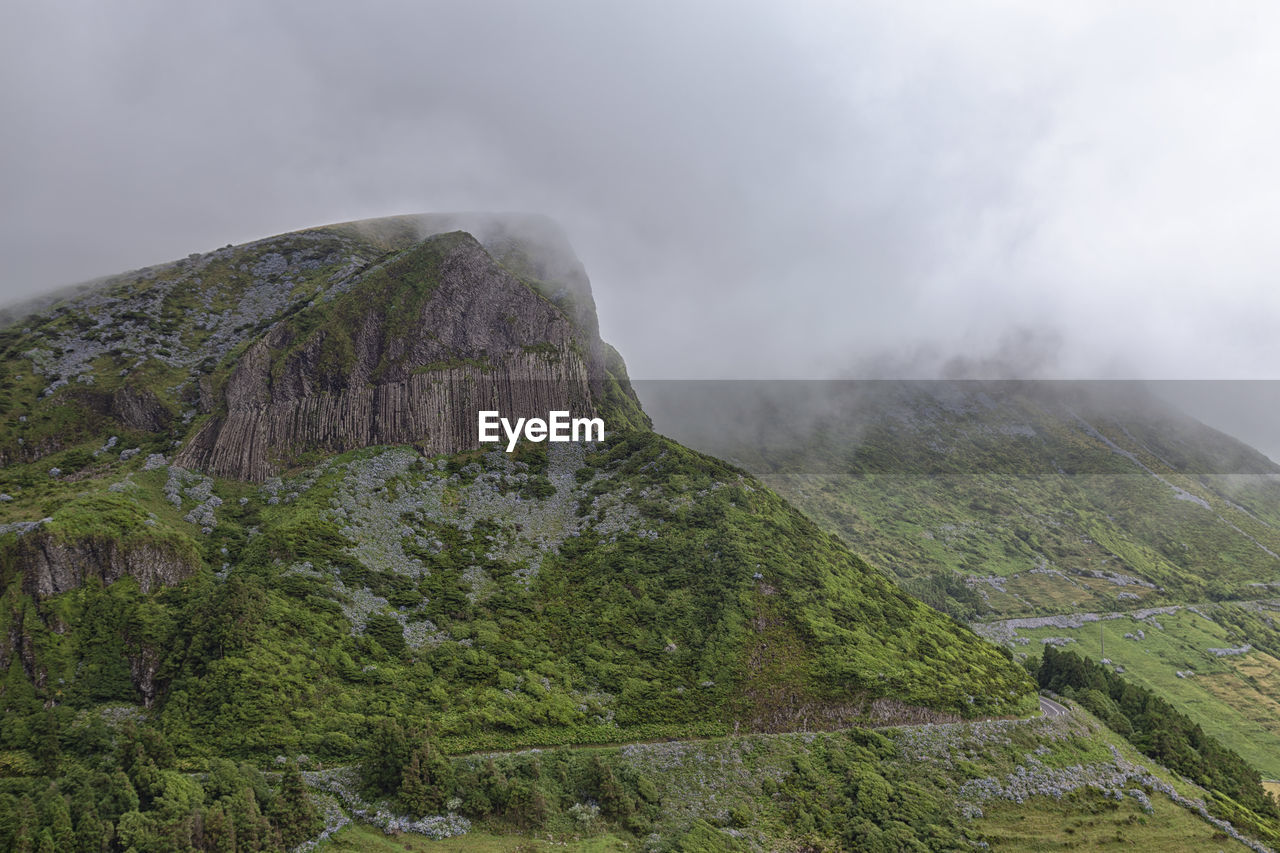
[589,756,634,819]
[41,790,73,852]
[201,802,235,853]
[362,719,410,796]
[227,788,273,853]
[504,778,547,829]
[72,806,105,853]
[399,741,455,815]
[271,761,321,848]
[115,810,158,853]
[32,711,61,777]
[99,771,140,823]
[365,614,406,657]
[11,795,38,853]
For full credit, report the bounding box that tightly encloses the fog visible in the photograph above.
[4,1,1279,394]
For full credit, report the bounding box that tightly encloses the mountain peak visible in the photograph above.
[0,215,645,480]
[179,226,617,480]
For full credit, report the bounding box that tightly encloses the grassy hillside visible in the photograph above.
[0,433,1035,763]
[3,227,1268,851]
[980,600,1280,780]
[643,380,1280,796]
[643,382,1280,619]
[293,702,1269,851]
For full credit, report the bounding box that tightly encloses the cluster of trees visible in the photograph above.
[360,718,661,834]
[900,568,987,621]
[1037,646,1280,844]
[0,428,1040,852]
[0,722,319,853]
[770,729,969,852]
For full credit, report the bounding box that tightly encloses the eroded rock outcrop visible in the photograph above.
[111,386,172,433]
[12,531,200,597]
[178,230,612,480]
[329,212,606,385]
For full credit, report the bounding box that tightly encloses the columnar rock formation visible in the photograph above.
[177,230,606,480]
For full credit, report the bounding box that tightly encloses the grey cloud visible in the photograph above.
[3,1,1280,385]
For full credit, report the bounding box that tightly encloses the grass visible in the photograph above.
[320,824,633,851]
[310,707,1270,852]
[0,225,388,471]
[8,233,1275,850]
[1006,605,1280,779]
[660,384,1280,621]
[649,382,1280,789]
[976,793,1252,851]
[1,429,1036,769]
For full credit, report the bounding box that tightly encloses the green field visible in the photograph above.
[979,601,1280,779]
[321,825,632,852]
[977,794,1252,852]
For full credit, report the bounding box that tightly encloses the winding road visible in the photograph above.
[1039,695,1069,718]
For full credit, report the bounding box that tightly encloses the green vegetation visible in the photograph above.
[976,793,1254,852]
[987,600,1280,779]
[520,342,560,358]
[598,343,651,434]
[0,721,319,853]
[1037,646,1280,845]
[1,432,1033,777]
[264,233,474,389]
[40,492,200,561]
[413,356,493,373]
[319,824,632,852]
[0,226,1263,851]
[0,693,1260,851]
[666,385,1280,620]
[301,707,1278,851]
[656,382,1280,792]
[0,230,381,470]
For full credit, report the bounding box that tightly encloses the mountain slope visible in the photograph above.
[641,381,1280,615]
[641,379,1280,780]
[0,220,1047,850]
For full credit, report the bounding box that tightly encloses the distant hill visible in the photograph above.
[640,380,1280,618]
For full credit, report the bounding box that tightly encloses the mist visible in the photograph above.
[4,1,1280,389]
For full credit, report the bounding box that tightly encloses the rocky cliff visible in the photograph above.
[11,530,199,598]
[325,213,607,385]
[176,229,620,480]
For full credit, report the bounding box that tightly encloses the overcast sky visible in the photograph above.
[4,1,1280,384]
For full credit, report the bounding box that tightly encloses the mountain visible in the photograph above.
[0,218,1055,851]
[641,379,1280,780]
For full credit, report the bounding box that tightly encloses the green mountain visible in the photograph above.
[0,218,1060,851]
[642,380,1280,781]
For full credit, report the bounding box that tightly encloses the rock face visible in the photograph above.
[111,386,172,432]
[13,532,199,598]
[129,645,163,708]
[177,231,608,481]
[329,212,606,385]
